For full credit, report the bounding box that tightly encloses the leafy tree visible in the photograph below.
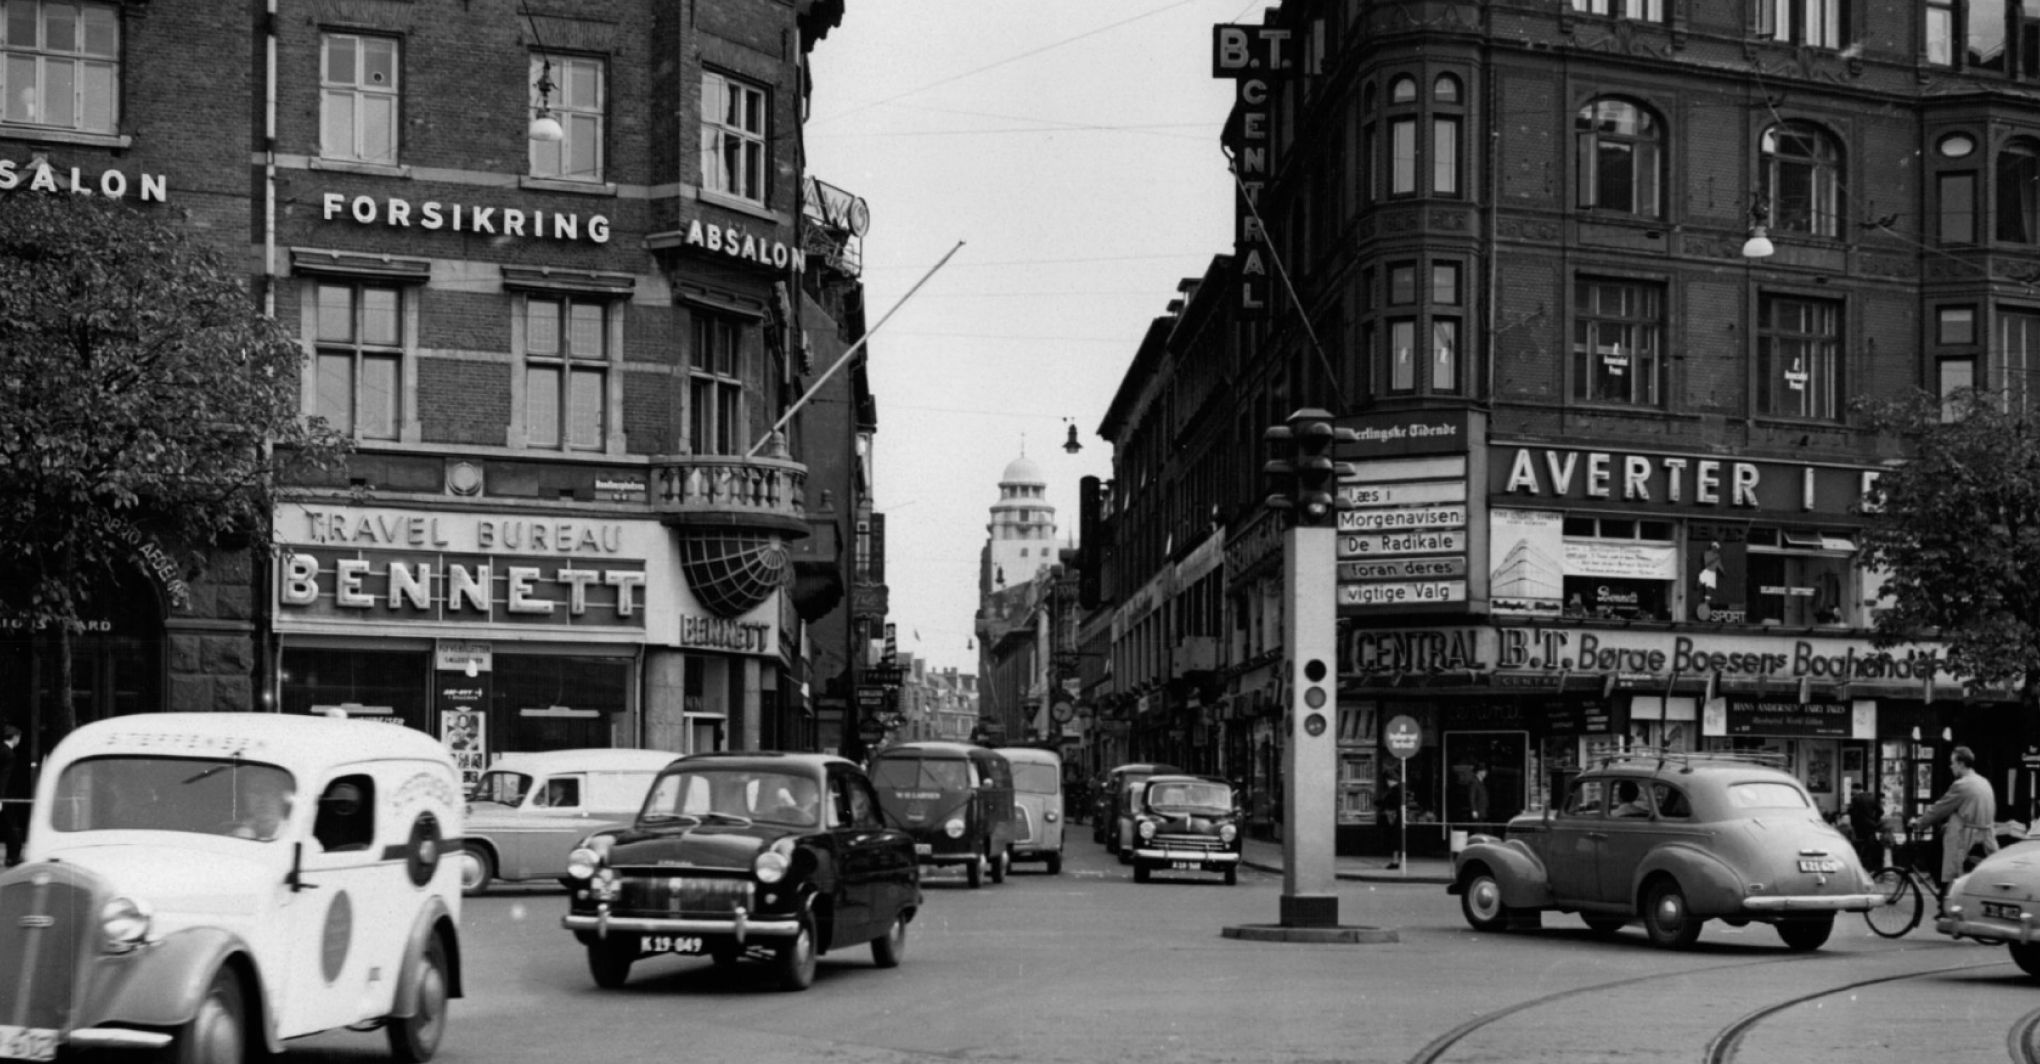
[0,190,350,742]
[1857,389,2040,710]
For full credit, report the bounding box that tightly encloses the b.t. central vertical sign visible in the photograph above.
[1213,23,1292,319]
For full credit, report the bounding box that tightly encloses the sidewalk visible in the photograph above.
[1238,835,1455,885]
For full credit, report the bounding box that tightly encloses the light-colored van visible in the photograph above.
[4,711,463,1062]
[459,747,677,892]
[996,746,1064,874]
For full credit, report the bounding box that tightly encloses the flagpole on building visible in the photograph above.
[745,240,966,458]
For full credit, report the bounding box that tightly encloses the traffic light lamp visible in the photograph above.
[1292,419,1338,526]
[1262,408,1351,528]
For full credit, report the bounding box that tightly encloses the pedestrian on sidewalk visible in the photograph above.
[1381,773,1405,870]
[0,723,22,866]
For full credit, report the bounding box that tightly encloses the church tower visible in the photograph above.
[984,452,1057,592]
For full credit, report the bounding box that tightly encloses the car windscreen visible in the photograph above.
[1010,762,1059,795]
[53,756,298,841]
[640,767,820,827]
[472,770,533,806]
[1726,781,1811,810]
[1145,781,1232,812]
[870,756,971,791]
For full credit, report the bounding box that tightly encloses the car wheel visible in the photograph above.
[1223,866,1237,886]
[171,965,246,1064]
[387,935,450,1063]
[871,910,908,969]
[456,847,495,896]
[1774,915,1834,952]
[1133,862,1150,884]
[1458,868,1510,933]
[776,918,817,991]
[1582,915,1626,936]
[990,847,1009,884]
[586,940,635,989]
[1641,879,1703,949]
[1045,852,1063,876]
[2011,942,2040,978]
[966,855,984,889]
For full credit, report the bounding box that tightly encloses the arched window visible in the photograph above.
[1761,123,1841,237]
[1575,98,1663,216]
[1433,73,1460,103]
[1389,75,1417,103]
[1997,137,2040,243]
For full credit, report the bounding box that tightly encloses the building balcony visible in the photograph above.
[650,453,810,537]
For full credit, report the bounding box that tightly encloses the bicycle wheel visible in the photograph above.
[1864,867,1922,938]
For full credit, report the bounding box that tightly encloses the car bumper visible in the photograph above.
[562,909,801,942]
[1740,892,1882,914]
[66,1027,174,1052]
[1133,847,1241,866]
[1937,905,2040,943]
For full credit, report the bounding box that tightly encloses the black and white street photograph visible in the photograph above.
[7,1,2040,1062]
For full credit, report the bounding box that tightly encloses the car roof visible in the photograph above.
[673,750,854,773]
[484,748,679,774]
[51,711,451,776]
[1143,774,1230,787]
[1108,762,1180,775]
[1581,751,1801,786]
[994,746,1061,764]
[873,741,988,759]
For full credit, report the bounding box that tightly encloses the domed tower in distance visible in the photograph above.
[984,451,1057,592]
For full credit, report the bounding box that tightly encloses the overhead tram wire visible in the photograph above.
[809,0,1219,127]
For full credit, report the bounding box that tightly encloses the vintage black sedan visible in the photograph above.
[559,751,920,991]
[1127,775,1243,885]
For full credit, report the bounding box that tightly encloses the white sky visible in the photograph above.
[805,0,1249,675]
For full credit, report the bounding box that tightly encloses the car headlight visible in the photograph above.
[754,838,797,884]
[945,817,966,838]
[567,846,603,880]
[1045,811,1059,822]
[1219,823,1238,843]
[1137,819,1157,840]
[100,896,152,953]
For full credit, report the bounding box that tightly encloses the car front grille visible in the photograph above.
[0,875,93,1030]
[615,873,755,916]
[1014,806,1038,845]
[1151,834,1225,853]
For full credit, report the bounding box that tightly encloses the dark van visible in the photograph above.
[871,741,1018,888]
[1098,762,1182,860]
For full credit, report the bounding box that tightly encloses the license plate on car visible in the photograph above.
[1172,860,1201,870]
[640,934,704,955]
[1797,858,1840,873]
[1983,901,2023,921]
[0,1024,57,1063]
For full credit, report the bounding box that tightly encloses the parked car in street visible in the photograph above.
[1127,774,1242,885]
[1936,838,2040,975]
[0,711,464,1063]
[560,751,919,991]
[460,747,676,893]
[1449,750,1879,951]
[1097,762,1181,860]
[995,746,1064,874]
[870,741,1017,887]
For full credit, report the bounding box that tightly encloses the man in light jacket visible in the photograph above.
[1914,745,1997,895]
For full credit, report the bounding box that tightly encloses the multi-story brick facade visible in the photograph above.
[1096,0,2040,855]
[1,0,878,772]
